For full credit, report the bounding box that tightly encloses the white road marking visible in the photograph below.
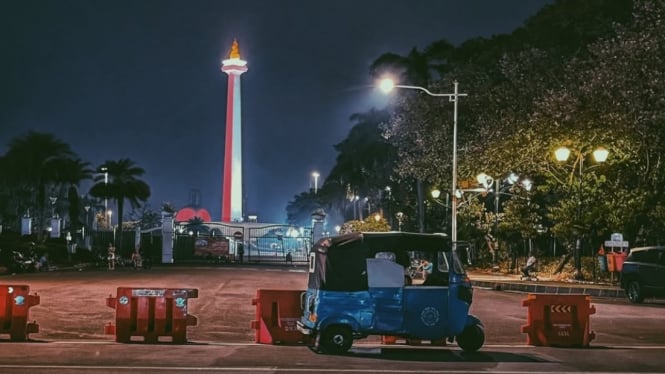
[0,365,656,373]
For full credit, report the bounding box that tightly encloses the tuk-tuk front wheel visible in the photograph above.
[319,325,353,355]
[456,324,485,352]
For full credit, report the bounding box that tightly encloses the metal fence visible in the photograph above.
[90,222,312,264]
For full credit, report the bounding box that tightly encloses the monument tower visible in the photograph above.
[221,39,248,222]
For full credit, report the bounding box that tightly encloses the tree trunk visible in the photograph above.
[554,252,573,274]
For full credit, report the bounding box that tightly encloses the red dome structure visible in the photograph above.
[174,189,212,222]
[175,207,211,222]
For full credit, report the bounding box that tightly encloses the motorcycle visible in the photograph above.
[9,250,38,273]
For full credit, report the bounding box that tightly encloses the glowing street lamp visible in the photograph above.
[107,210,113,229]
[555,145,610,280]
[476,172,535,261]
[99,167,109,212]
[311,171,320,194]
[379,77,467,247]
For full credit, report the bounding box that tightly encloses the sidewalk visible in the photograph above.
[467,270,626,299]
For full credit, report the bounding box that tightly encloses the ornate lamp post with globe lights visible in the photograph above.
[555,145,609,281]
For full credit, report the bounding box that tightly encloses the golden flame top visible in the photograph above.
[229,39,240,59]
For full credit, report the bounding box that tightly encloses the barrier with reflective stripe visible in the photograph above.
[0,284,40,341]
[105,287,198,343]
[250,289,307,344]
[521,293,595,347]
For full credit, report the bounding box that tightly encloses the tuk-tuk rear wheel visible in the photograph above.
[319,325,353,355]
[456,324,485,352]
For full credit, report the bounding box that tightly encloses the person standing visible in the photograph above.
[237,243,244,264]
[107,243,116,270]
[131,245,142,270]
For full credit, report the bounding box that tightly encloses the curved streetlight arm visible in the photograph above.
[394,84,468,100]
[382,79,467,247]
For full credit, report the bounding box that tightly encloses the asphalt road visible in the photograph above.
[1,265,664,373]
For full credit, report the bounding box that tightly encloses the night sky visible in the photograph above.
[1,0,553,223]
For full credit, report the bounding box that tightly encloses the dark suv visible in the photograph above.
[621,246,665,303]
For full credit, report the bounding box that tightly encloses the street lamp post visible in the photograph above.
[430,188,449,233]
[49,196,57,217]
[396,212,404,232]
[107,210,113,230]
[99,166,109,211]
[555,146,609,281]
[379,78,467,248]
[311,171,320,194]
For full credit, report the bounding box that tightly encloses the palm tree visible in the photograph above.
[50,158,93,233]
[89,159,150,254]
[2,131,77,238]
[185,217,209,236]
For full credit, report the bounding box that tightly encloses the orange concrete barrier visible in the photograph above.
[105,287,198,343]
[250,289,306,344]
[0,285,40,341]
[521,293,595,347]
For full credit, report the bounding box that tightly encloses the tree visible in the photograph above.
[185,217,209,236]
[128,204,162,230]
[52,158,93,233]
[89,159,150,254]
[286,191,322,227]
[1,131,78,238]
[324,109,397,223]
[339,218,391,234]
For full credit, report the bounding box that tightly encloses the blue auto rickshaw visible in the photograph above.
[297,231,484,354]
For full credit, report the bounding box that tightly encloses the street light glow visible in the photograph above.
[593,147,609,162]
[311,171,320,194]
[522,178,533,191]
[555,146,571,162]
[378,77,395,93]
[431,189,441,199]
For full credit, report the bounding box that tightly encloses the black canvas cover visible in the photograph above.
[308,232,450,291]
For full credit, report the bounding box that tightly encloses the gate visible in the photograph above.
[172,222,312,264]
[247,225,312,263]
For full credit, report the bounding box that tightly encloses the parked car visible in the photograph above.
[621,246,665,303]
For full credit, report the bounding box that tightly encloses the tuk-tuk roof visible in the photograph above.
[308,231,451,291]
[317,231,451,254]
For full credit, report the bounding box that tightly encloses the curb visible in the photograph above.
[471,280,626,299]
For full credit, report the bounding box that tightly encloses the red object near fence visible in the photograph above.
[0,284,40,341]
[250,289,307,344]
[607,253,617,272]
[614,252,628,272]
[105,287,198,343]
[521,293,595,347]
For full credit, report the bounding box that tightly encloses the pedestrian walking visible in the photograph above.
[237,243,245,264]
